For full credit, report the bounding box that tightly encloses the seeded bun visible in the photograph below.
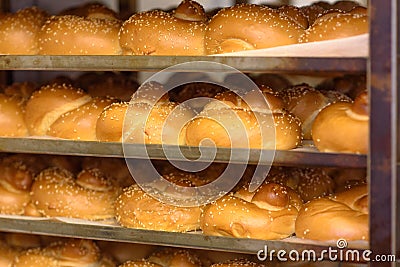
[148,248,202,267]
[300,1,365,26]
[185,91,301,150]
[266,167,335,202]
[250,73,292,92]
[24,83,92,136]
[295,184,368,241]
[4,233,41,250]
[38,15,122,55]
[0,240,19,267]
[81,157,134,188]
[210,259,266,267]
[13,239,116,267]
[120,261,163,267]
[312,91,368,154]
[124,101,195,145]
[2,154,48,176]
[300,12,368,43]
[48,96,117,141]
[3,82,38,100]
[98,82,194,144]
[205,4,304,54]
[59,2,119,20]
[201,182,302,240]
[81,72,139,102]
[115,184,203,232]
[115,172,208,232]
[0,7,48,55]
[316,74,367,100]
[280,84,351,139]
[96,102,128,142]
[0,158,33,215]
[300,3,326,26]
[31,167,120,220]
[277,5,309,30]
[97,242,155,264]
[0,94,28,137]
[119,1,206,55]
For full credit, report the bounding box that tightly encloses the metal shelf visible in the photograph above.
[0,138,366,168]
[0,216,369,259]
[0,55,366,73]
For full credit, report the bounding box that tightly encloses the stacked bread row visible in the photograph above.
[0,1,368,56]
[1,232,266,267]
[0,153,368,243]
[0,71,368,153]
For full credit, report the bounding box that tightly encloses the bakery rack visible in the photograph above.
[0,0,398,266]
[0,138,366,168]
[0,55,365,73]
[0,216,368,258]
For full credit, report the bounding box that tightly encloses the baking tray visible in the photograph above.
[0,137,366,168]
[0,55,366,74]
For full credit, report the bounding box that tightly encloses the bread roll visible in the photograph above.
[59,2,119,20]
[0,158,33,215]
[205,4,304,54]
[98,82,194,144]
[0,7,48,55]
[119,1,206,55]
[0,94,28,137]
[279,83,351,139]
[299,12,368,43]
[185,91,301,150]
[147,248,202,267]
[314,1,363,13]
[312,91,368,154]
[316,74,366,100]
[13,239,116,267]
[48,96,117,141]
[81,157,134,188]
[24,83,92,136]
[267,167,335,202]
[300,1,364,26]
[2,154,48,176]
[96,102,128,142]
[115,171,209,232]
[201,183,302,240]
[295,184,368,241]
[250,73,292,92]
[38,15,122,55]
[24,201,42,217]
[119,261,163,267]
[169,82,227,111]
[277,5,309,30]
[31,167,120,220]
[0,240,19,267]
[327,167,367,193]
[210,259,266,267]
[300,3,326,26]
[83,72,139,102]
[4,233,41,250]
[115,182,203,232]
[41,155,82,175]
[98,242,155,264]
[124,101,195,145]
[3,82,38,100]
